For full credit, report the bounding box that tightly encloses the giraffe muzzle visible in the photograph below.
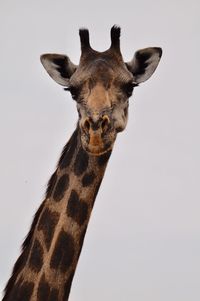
[83,115,110,134]
[80,115,116,155]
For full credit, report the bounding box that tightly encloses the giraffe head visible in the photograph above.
[41,26,162,155]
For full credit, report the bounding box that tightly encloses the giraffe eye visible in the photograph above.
[122,82,138,97]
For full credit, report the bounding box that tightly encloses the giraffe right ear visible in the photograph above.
[40,54,77,86]
[125,47,162,84]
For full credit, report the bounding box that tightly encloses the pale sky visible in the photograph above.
[0,0,200,300]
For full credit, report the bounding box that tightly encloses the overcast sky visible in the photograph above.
[0,0,200,300]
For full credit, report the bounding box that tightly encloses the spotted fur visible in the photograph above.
[3,25,162,301]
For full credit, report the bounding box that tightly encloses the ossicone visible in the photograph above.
[110,25,121,51]
[79,28,91,52]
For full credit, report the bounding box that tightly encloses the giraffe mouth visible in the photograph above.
[80,130,116,156]
[83,142,113,156]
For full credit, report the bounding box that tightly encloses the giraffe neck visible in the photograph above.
[3,127,112,301]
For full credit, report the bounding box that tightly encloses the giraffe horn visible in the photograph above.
[110,25,121,51]
[79,28,91,52]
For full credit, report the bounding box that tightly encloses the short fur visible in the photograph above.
[3,26,162,301]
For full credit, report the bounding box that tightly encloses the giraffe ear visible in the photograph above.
[40,53,77,86]
[125,47,162,84]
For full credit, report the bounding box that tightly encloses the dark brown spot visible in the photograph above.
[46,172,57,198]
[38,208,59,250]
[97,150,111,166]
[82,171,96,187]
[29,239,43,272]
[49,288,59,301]
[59,128,78,169]
[5,280,34,301]
[67,190,88,226]
[18,281,34,301]
[37,275,59,301]
[37,275,50,300]
[74,148,89,176]
[50,230,75,273]
[53,174,69,202]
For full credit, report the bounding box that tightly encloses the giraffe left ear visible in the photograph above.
[40,53,77,86]
[126,47,162,84]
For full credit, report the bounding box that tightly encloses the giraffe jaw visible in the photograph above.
[83,143,113,156]
[80,131,116,156]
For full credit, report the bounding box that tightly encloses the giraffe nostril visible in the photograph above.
[83,116,110,134]
[101,115,110,133]
[83,119,91,133]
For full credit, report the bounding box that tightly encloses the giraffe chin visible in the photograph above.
[81,140,113,156]
[80,127,116,156]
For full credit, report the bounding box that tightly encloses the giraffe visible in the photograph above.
[3,26,162,300]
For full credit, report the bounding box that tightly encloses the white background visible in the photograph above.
[0,0,199,300]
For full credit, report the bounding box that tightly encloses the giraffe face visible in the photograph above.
[41,26,162,155]
[67,58,134,155]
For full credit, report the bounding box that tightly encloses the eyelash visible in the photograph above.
[123,82,138,97]
[64,86,80,100]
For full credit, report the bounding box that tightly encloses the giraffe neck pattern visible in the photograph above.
[3,126,112,301]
